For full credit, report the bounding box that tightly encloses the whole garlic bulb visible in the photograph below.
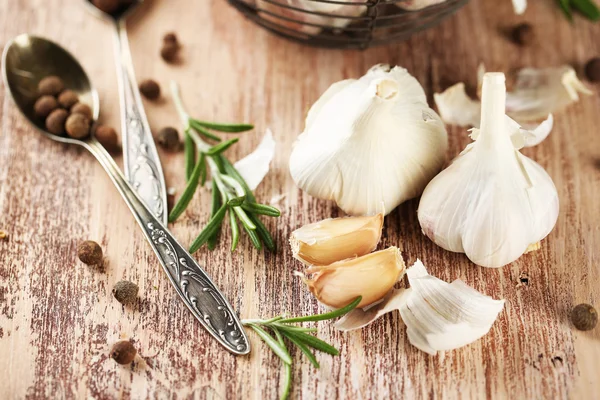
[418,73,559,268]
[289,65,448,216]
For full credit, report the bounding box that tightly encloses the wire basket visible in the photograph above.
[228,0,469,49]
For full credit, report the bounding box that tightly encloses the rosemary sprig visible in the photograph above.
[242,296,362,400]
[557,0,600,21]
[169,81,280,253]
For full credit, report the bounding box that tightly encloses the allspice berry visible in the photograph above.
[112,280,139,305]
[92,0,121,14]
[34,95,58,119]
[139,79,160,100]
[160,42,179,63]
[38,75,64,96]
[584,57,600,82]
[110,340,137,365]
[95,125,120,153]
[66,113,91,139]
[511,23,534,46]
[78,240,103,265]
[71,102,93,120]
[45,109,69,135]
[58,90,79,109]
[571,303,598,331]
[163,32,178,46]
[157,127,180,151]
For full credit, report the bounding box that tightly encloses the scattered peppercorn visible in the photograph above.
[92,0,121,14]
[45,108,69,135]
[95,125,120,153]
[38,76,64,96]
[139,79,160,100]
[511,23,535,46]
[110,340,137,365]
[65,113,91,139]
[157,127,180,151]
[163,32,178,46]
[584,57,600,82]
[160,42,179,63]
[571,303,598,331]
[78,240,103,265]
[34,95,58,119]
[71,102,93,120]
[58,90,79,109]
[0,230,8,241]
[112,280,139,305]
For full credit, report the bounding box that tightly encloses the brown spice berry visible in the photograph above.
[45,109,69,135]
[58,90,79,109]
[34,95,58,119]
[163,32,178,45]
[78,240,103,265]
[571,303,598,331]
[112,280,139,305]
[38,76,64,96]
[0,230,8,241]
[110,340,137,365]
[95,125,120,153]
[71,102,93,120]
[584,57,600,82]
[160,42,179,63]
[92,0,121,14]
[157,127,180,151]
[139,79,160,100]
[511,23,534,46]
[66,113,91,139]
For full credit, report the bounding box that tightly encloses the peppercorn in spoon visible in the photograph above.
[1,34,250,355]
[83,0,168,225]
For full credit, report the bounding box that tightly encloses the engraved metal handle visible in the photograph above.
[84,138,250,355]
[112,19,168,224]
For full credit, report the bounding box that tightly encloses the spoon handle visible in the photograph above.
[112,19,168,225]
[86,138,250,355]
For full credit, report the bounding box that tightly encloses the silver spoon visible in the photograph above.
[83,0,168,225]
[1,34,250,356]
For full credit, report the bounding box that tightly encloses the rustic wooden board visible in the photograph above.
[1,0,599,398]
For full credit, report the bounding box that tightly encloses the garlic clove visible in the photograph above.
[233,129,276,190]
[434,82,481,127]
[290,214,384,266]
[303,247,405,309]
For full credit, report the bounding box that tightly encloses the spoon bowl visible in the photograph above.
[2,34,99,145]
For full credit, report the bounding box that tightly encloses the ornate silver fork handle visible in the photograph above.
[112,19,168,224]
[85,138,250,355]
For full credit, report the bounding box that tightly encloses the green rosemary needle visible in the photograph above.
[169,81,280,253]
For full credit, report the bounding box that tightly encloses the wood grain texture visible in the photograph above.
[1,0,599,398]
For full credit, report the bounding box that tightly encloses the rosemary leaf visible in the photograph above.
[184,130,195,181]
[199,153,207,186]
[229,210,240,252]
[279,296,362,324]
[207,180,221,250]
[227,196,246,207]
[250,214,276,251]
[242,222,262,250]
[242,202,281,217]
[572,0,600,20]
[207,138,239,156]
[168,157,205,222]
[189,119,222,142]
[189,204,227,253]
[272,328,293,400]
[282,332,320,369]
[192,119,254,133]
[283,331,339,356]
[220,156,255,200]
[271,323,318,333]
[233,206,256,230]
[248,324,293,365]
[557,0,573,19]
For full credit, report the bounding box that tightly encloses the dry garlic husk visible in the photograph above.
[336,260,505,356]
[302,247,405,309]
[396,0,448,11]
[289,64,448,216]
[512,0,526,14]
[290,214,384,266]
[234,129,275,190]
[419,73,559,268]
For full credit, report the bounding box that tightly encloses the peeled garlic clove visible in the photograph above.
[290,64,448,216]
[419,73,559,268]
[303,247,405,309]
[234,129,276,190]
[290,214,384,266]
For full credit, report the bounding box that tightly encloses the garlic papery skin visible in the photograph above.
[234,129,275,190]
[303,247,405,309]
[336,260,505,356]
[418,73,559,268]
[396,0,447,11]
[290,214,384,266]
[289,65,448,216]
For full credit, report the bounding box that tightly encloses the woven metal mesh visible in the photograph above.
[228,0,469,49]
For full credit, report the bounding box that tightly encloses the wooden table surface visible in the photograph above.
[1,0,600,399]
